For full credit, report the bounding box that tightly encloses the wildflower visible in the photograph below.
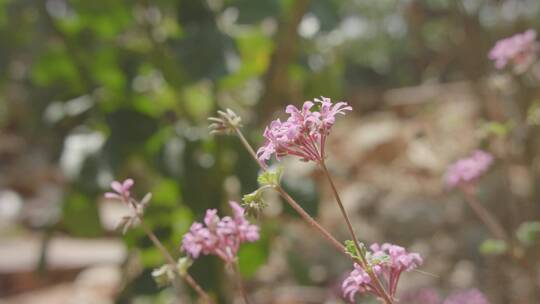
[443,289,490,304]
[181,201,259,263]
[257,97,352,163]
[445,150,493,189]
[105,178,134,201]
[104,178,152,233]
[489,29,539,73]
[341,243,423,303]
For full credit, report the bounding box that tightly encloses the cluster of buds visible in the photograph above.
[342,243,423,303]
[104,178,151,234]
[208,108,243,135]
[256,97,352,163]
[241,166,283,216]
[489,29,539,73]
[181,201,260,263]
[445,150,493,189]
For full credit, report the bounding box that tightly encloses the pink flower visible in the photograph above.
[181,201,259,263]
[443,289,490,304]
[445,150,493,189]
[341,243,422,302]
[105,178,134,202]
[342,263,372,302]
[489,29,539,73]
[257,97,352,163]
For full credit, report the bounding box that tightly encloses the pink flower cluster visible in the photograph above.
[182,201,259,263]
[489,29,539,73]
[342,243,423,303]
[257,97,352,163]
[445,150,493,189]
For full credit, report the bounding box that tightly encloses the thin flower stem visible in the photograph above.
[232,261,251,304]
[231,126,392,303]
[319,161,363,257]
[276,186,345,253]
[319,160,394,304]
[232,126,345,253]
[139,217,214,303]
[234,127,268,170]
[460,186,509,240]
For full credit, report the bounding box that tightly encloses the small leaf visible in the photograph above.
[479,239,508,255]
[257,166,283,186]
[241,188,268,217]
[176,257,193,276]
[344,240,360,259]
[242,189,262,204]
[516,221,540,246]
[152,264,175,287]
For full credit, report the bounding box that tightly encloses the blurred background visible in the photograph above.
[1,0,540,303]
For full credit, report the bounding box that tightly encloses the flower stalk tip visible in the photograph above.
[208,108,243,135]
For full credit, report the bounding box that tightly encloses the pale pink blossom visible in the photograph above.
[182,201,259,263]
[104,178,153,233]
[446,150,493,189]
[341,243,422,302]
[489,29,539,73]
[257,97,352,163]
[105,178,134,201]
[342,263,372,302]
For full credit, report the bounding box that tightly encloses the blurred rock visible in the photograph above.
[0,236,125,296]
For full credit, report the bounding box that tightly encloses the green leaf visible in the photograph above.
[152,264,175,287]
[344,240,368,261]
[344,240,359,259]
[241,188,268,217]
[479,239,508,256]
[516,221,540,246]
[176,257,193,276]
[257,166,283,186]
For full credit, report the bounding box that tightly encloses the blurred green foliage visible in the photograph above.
[2,0,540,301]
